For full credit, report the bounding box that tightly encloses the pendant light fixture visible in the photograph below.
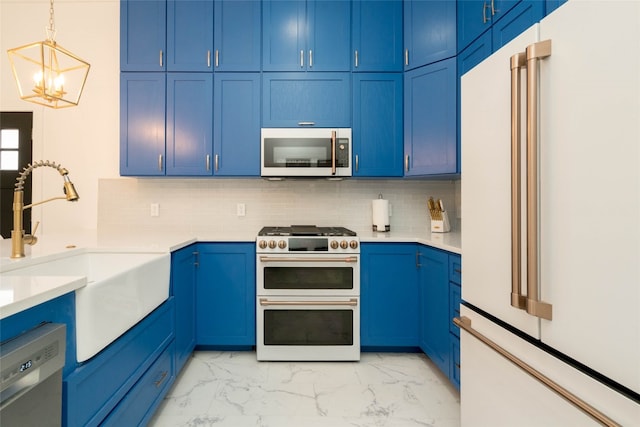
[7,0,90,109]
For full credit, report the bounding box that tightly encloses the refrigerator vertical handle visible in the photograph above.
[510,51,527,310]
[526,39,553,321]
[331,130,337,175]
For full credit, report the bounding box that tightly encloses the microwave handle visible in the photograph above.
[331,130,337,175]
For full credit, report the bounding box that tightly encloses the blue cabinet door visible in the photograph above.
[361,243,419,348]
[457,0,491,54]
[353,73,403,177]
[545,0,567,16]
[262,0,350,71]
[263,72,351,127]
[196,243,256,347]
[120,73,166,176]
[171,245,197,372]
[404,0,456,70]
[457,29,492,77]
[417,246,449,377]
[262,0,306,71]
[166,73,213,176]
[214,73,261,176]
[404,57,457,176]
[214,0,261,71]
[120,0,166,71]
[491,0,544,51]
[307,0,351,71]
[352,0,403,72]
[167,0,214,72]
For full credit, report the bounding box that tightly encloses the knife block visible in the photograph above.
[430,211,451,233]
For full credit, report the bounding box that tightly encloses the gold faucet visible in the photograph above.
[11,160,79,258]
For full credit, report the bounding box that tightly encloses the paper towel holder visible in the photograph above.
[372,194,390,232]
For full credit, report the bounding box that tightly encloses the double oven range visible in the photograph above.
[256,225,360,361]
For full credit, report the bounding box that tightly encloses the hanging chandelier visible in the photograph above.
[7,0,90,109]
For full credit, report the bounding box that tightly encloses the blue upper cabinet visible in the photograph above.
[214,73,261,176]
[262,0,351,72]
[120,1,166,71]
[214,0,261,71]
[120,73,166,176]
[404,0,456,70]
[167,0,214,72]
[404,57,457,176]
[166,73,213,176]
[263,72,351,127]
[352,0,403,72]
[353,73,403,177]
[457,0,522,53]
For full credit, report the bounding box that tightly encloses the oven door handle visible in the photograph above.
[259,298,358,306]
[259,256,358,263]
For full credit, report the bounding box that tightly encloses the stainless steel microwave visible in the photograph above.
[261,128,352,178]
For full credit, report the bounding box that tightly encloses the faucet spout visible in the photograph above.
[11,160,80,258]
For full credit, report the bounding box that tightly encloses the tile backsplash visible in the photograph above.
[98,178,460,235]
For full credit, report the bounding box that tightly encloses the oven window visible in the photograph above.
[264,267,353,290]
[264,310,353,345]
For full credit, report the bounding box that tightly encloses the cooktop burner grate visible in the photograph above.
[258,225,357,237]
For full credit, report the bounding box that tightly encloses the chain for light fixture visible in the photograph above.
[7,0,90,109]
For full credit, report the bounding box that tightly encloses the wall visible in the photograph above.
[1,0,460,237]
[98,178,459,235]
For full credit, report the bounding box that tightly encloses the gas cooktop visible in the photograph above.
[258,225,357,237]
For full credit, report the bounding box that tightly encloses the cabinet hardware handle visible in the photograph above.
[355,154,359,172]
[490,0,497,15]
[483,2,490,23]
[297,121,315,126]
[214,154,219,172]
[215,49,219,67]
[193,251,199,267]
[260,298,358,307]
[158,154,163,171]
[309,50,313,68]
[260,256,358,263]
[405,155,410,172]
[154,371,168,388]
[300,50,304,67]
[331,130,336,175]
[454,268,462,274]
[416,252,422,268]
[454,316,620,427]
[525,40,552,320]
[405,49,409,66]
[206,154,211,171]
[354,50,359,68]
[159,50,163,67]
[207,50,211,68]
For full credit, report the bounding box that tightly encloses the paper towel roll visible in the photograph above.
[372,198,390,232]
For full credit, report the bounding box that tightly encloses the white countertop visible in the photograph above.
[0,227,460,320]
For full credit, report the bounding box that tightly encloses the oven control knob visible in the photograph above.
[278,240,287,249]
[340,240,348,249]
[349,240,358,249]
[258,240,267,249]
[330,240,339,250]
[268,240,277,249]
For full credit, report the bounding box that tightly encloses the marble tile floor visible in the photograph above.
[149,351,460,427]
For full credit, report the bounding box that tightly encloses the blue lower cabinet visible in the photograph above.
[417,246,450,376]
[63,299,175,427]
[361,243,419,348]
[262,72,351,127]
[171,245,197,373]
[196,243,256,348]
[450,335,461,389]
[101,341,175,426]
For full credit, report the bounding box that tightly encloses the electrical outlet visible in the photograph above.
[150,203,159,217]
[236,203,246,217]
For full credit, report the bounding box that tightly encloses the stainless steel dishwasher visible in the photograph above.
[0,323,66,427]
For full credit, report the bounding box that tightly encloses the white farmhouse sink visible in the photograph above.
[4,251,170,362]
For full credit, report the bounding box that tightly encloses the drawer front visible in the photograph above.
[449,254,461,285]
[449,282,461,337]
[102,342,175,426]
[450,334,460,389]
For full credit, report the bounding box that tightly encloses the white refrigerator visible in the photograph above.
[460,0,639,425]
